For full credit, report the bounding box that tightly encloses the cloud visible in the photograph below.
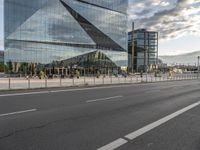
[128,0,200,41]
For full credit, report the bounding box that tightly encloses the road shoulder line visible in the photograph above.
[0,85,134,97]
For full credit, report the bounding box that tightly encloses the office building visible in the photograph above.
[128,28,158,72]
[0,51,4,62]
[4,0,128,74]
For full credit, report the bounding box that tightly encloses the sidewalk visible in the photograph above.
[0,74,198,91]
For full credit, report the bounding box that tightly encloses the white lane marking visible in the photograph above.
[0,85,135,97]
[97,138,127,150]
[50,85,133,93]
[125,101,200,140]
[0,109,37,117]
[86,96,123,103]
[97,101,200,150]
[0,91,50,97]
[145,89,161,94]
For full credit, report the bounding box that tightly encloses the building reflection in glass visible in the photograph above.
[4,0,128,74]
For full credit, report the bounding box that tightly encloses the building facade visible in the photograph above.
[0,51,4,62]
[128,29,158,72]
[4,0,128,74]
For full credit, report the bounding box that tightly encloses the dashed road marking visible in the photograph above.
[125,101,200,140]
[97,101,200,150]
[0,109,37,117]
[97,138,128,150]
[86,96,123,103]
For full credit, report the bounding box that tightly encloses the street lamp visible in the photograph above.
[198,56,200,79]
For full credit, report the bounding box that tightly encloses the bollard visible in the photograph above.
[45,77,47,88]
[28,77,30,89]
[8,78,11,90]
[72,78,75,86]
[60,77,62,87]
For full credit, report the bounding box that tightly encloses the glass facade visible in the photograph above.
[4,0,128,71]
[128,29,158,72]
[0,51,4,62]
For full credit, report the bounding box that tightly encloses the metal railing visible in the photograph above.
[0,73,198,91]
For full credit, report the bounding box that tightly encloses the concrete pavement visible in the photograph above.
[0,80,200,150]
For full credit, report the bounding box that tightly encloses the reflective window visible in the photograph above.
[4,0,128,67]
[128,30,158,71]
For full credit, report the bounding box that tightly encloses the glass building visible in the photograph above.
[4,0,128,74]
[128,29,158,72]
[0,51,4,62]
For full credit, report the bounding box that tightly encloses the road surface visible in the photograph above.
[0,80,200,150]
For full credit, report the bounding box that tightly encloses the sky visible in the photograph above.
[128,0,200,55]
[0,0,200,56]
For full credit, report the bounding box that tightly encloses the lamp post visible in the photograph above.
[131,22,135,74]
[198,56,200,79]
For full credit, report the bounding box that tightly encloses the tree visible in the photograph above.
[7,61,13,73]
[0,63,4,72]
[19,62,29,75]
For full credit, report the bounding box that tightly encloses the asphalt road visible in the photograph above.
[0,80,200,150]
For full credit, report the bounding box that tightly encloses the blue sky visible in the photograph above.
[0,0,200,56]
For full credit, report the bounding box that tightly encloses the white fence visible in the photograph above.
[0,73,198,90]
